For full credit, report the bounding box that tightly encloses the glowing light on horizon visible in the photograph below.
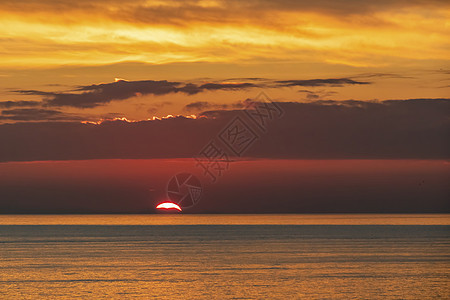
[80,114,198,125]
[156,202,182,211]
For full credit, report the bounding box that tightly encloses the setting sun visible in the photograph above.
[156,202,182,212]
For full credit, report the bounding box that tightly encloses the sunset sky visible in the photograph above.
[0,0,449,122]
[0,0,448,213]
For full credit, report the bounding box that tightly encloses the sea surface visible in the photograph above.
[0,215,449,299]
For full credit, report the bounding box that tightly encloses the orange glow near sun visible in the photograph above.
[156,202,182,211]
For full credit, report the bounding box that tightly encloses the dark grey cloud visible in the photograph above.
[275,78,370,87]
[13,80,259,108]
[351,73,415,79]
[177,82,258,95]
[147,101,173,114]
[198,82,257,91]
[184,101,244,112]
[0,98,448,162]
[184,101,213,112]
[0,108,83,121]
[0,100,41,108]
[1,108,62,121]
[12,90,54,96]
[297,89,337,100]
[13,78,369,108]
[51,80,181,108]
[13,80,185,108]
[224,77,268,81]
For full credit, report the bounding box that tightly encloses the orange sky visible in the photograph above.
[1,159,448,213]
[0,0,449,122]
[0,1,448,214]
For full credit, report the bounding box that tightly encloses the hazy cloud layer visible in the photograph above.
[0,99,448,162]
[1,0,448,70]
[1,0,447,25]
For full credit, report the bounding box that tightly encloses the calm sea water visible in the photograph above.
[0,215,449,299]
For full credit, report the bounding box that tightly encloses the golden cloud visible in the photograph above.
[0,0,448,68]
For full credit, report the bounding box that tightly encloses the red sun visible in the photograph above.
[156,202,182,212]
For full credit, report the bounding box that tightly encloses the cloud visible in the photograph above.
[13,80,258,108]
[0,98,448,162]
[0,108,83,121]
[13,80,177,108]
[50,80,181,108]
[177,82,258,95]
[12,90,54,96]
[1,1,448,69]
[0,101,41,108]
[275,78,370,87]
[147,101,173,114]
[184,101,244,112]
[13,78,368,108]
[1,108,62,121]
[184,101,213,112]
[351,73,415,79]
[1,1,447,25]
[199,82,257,91]
[297,89,337,100]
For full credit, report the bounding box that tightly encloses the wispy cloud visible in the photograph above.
[13,78,369,108]
[0,101,41,108]
[1,0,447,25]
[275,78,369,87]
[184,101,244,112]
[297,89,337,100]
[0,108,78,121]
[13,80,258,108]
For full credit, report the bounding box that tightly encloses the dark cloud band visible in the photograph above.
[12,78,368,108]
[0,99,448,161]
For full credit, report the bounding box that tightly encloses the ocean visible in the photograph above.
[0,215,449,299]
